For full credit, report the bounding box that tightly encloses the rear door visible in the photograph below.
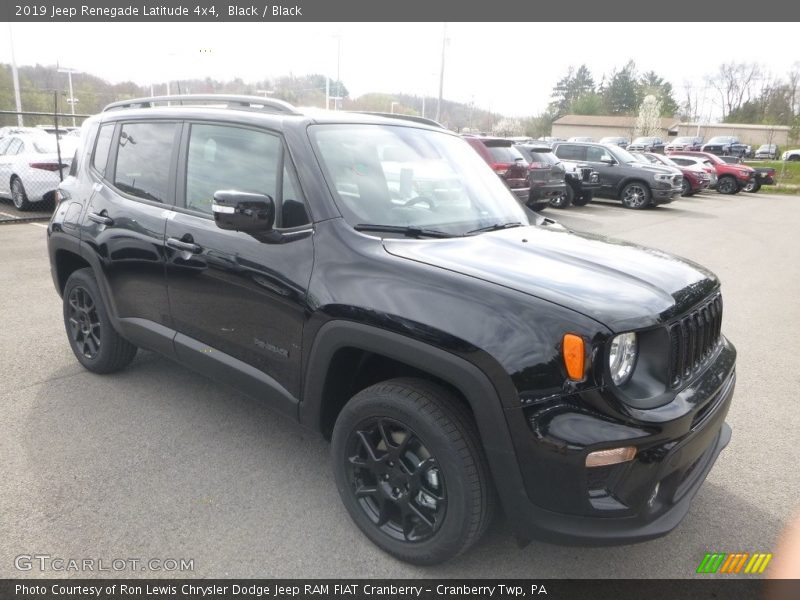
[164,121,314,414]
[0,138,22,196]
[80,120,178,354]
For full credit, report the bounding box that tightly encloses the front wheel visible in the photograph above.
[63,268,138,373]
[572,190,593,206]
[717,175,739,195]
[681,178,694,197]
[331,378,495,565]
[620,182,652,209]
[743,180,761,193]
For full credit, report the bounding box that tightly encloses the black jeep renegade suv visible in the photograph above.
[48,95,736,565]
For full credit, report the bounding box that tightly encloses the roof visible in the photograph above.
[679,122,791,132]
[554,114,680,129]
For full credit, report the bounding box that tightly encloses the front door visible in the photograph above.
[165,122,314,413]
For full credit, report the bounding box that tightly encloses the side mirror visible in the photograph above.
[600,157,616,165]
[212,191,274,233]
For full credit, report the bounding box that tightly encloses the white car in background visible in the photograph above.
[0,132,75,210]
[781,148,800,161]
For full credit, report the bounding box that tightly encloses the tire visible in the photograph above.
[788,155,799,162]
[331,378,495,565]
[620,182,652,209]
[63,268,138,374]
[11,177,32,211]
[743,180,761,193]
[549,185,572,209]
[572,190,593,206]
[681,178,694,197]
[717,175,739,195]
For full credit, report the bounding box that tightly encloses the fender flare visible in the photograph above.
[299,319,532,523]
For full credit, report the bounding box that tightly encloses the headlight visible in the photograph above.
[608,332,637,385]
[654,173,674,182]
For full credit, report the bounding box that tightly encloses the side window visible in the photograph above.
[555,144,584,161]
[114,122,177,203]
[6,138,22,156]
[0,138,11,155]
[586,146,613,162]
[92,123,114,176]
[185,123,310,228]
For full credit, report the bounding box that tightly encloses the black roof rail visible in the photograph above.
[350,111,446,129]
[103,94,301,115]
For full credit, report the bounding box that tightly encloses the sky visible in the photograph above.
[3,22,799,119]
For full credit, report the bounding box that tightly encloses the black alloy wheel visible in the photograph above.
[332,378,495,565]
[67,286,102,359]
[345,417,446,543]
[62,268,138,373]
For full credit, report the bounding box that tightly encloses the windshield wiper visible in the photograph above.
[464,222,523,235]
[354,224,453,238]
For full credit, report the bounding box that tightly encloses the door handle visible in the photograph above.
[167,237,203,254]
[87,212,114,226]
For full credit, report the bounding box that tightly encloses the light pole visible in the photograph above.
[58,67,80,127]
[391,101,399,114]
[436,23,448,122]
[8,24,23,126]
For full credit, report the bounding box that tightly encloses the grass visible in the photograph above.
[743,160,800,194]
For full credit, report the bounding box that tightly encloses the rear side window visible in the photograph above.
[6,139,23,155]
[0,138,11,155]
[554,144,584,161]
[114,122,177,203]
[92,123,114,176]
[485,144,524,164]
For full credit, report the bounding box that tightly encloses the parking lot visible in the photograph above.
[1,190,799,578]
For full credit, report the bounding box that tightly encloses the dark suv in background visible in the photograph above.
[463,136,529,202]
[702,136,748,158]
[514,143,567,209]
[553,141,682,208]
[48,95,736,565]
[627,137,666,153]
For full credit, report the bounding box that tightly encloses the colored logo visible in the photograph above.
[696,552,773,574]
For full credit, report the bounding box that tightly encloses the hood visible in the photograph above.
[383,225,718,331]
[625,161,677,175]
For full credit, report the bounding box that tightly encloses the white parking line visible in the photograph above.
[0,211,18,218]
[29,223,48,228]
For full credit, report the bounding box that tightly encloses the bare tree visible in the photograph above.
[707,62,762,119]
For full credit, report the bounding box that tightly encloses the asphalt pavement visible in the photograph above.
[1,191,798,578]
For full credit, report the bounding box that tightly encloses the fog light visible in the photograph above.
[585,446,637,468]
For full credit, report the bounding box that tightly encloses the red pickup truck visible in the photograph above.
[667,151,756,195]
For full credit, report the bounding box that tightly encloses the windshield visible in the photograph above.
[310,124,529,236]
[31,136,60,153]
[608,145,639,164]
[673,137,696,144]
[632,137,657,144]
[708,136,735,144]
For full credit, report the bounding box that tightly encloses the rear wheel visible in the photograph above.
[63,268,138,373]
[620,182,651,209]
[11,177,32,211]
[717,175,739,195]
[331,378,495,565]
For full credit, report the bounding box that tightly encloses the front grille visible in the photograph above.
[580,167,592,181]
[667,294,723,388]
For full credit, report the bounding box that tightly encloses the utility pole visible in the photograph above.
[8,24,23,126]
[436,23,448,122]
[58,67,80,127]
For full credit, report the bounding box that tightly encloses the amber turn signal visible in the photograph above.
[585,446,637,468]
[562,333,585,381]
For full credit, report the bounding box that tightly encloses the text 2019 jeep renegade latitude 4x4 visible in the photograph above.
[48,95,736,565]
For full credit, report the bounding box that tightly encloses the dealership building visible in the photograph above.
[552,114,792,147]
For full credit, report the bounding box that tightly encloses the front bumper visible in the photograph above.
[504,338,736,545]
[652,184,682,203]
